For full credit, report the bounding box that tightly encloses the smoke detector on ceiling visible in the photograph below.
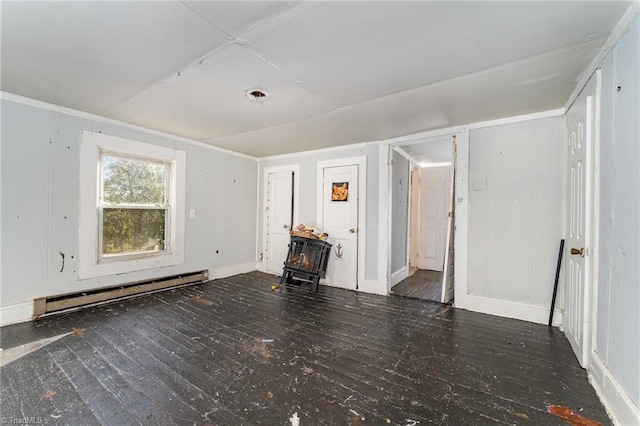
[246,88,269,102]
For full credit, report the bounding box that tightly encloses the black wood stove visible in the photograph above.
[280,236,332,292]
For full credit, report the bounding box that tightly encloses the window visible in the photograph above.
[100,155,170,260]
[79,131,186,279]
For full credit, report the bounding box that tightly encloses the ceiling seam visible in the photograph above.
[332,36,612,113]
[100,1,274,115]
[241,41,341,111]
[100,1,311,116]
[201,37,608,144]
[202,109,349,144]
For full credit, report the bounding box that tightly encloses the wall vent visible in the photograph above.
[33,270,209,318]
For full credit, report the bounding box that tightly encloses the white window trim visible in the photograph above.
[79,131,186,279]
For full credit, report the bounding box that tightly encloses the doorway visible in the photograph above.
[263,166,299,276]
[390,136,455,303]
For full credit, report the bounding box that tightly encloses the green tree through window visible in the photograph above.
[101,156,169,257]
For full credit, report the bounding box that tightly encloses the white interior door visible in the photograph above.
[266,171,293,275]
[563,79,595,367]
[322,165,358,290]
[441,138,457,304]
[418,166,450,271]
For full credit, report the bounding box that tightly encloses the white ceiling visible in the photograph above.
[398,137,453,166]
[1,1,631,157]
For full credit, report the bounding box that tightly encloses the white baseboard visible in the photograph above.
[358,279,385,295]
[208,262,258,281]
[389,266,409,287]
[0,301,34,327]
[255,262,284,277]
[589,351,640,426]
[462,294,563,326]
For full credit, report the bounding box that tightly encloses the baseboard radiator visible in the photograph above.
[34,270,209,318]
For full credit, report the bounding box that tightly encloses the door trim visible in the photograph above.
[441,136,457,304]
[261,165,299,274]
[583,92,595,366]
[316,156,367,291]
[380,132,469,305]
[562,74,597,367]
[589,69,602,366]
[408,165,420,270]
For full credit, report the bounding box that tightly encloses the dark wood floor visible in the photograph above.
[391,269,443,302]
[1,271,609,425]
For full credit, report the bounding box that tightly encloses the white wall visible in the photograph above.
[591,15,640,425]
[257,143,380,284]
[1,97,258,324]
[390,150,409,276]
[467,116,564,322]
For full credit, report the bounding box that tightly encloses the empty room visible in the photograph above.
[1,1,639,425]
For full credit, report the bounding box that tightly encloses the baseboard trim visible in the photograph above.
[358,279,385,295]
[389,266,409,287]
[255,262,284,278]
[463,294,563,326]
[589,351,639,426]
[0,301,34,327]
[208,262,258,280]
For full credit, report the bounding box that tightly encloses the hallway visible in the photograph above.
[391,269,444,302]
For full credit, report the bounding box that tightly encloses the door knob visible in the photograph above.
[283,224,289,229]
[570,247,584,256]
[349,228,356,234]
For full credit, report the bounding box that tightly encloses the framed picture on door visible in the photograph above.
[331,182,349,201]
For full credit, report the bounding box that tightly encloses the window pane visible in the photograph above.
[103,156,166,205]
[102,208,166,256]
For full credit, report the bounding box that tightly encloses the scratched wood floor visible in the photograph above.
[0,271,610,425]
[391,269,443,302]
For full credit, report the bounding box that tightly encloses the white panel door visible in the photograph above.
[266,171,293,275]
[441,138,457,304]
[322,165,358,290]
[418,167,450,271]
[564,80,595,367]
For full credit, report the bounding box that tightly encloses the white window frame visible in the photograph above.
[79,131,186,279]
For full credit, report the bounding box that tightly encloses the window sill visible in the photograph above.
[79,251,184,280]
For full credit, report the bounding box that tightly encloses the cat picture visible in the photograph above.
[331,182,349,201]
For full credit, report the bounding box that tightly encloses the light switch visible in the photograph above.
[471,179,486,191]
[189,209,196,218]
